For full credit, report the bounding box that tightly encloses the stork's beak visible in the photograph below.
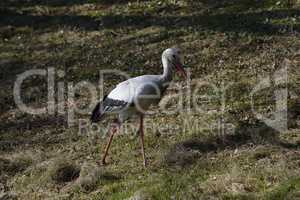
[175,61,187,79]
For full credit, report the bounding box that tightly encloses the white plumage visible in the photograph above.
[106,75,164,120]
[91,47,186,167]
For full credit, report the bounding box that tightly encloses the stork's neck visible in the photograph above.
[161,56,173,82]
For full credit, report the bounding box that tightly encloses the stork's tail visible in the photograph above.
[90,95,107,123]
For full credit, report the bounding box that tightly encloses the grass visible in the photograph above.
[0,0,300,199]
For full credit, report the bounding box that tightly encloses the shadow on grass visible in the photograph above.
[0,0,135,7]
[0,7,299,34]
[0,115,69,152]
[165,119,299,167]
[0,9,101,31]
[192,0,296,11]
[100,9,300,35]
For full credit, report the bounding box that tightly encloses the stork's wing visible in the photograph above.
[91,75,164,122]
[90,81,132,122]
[107,75,164,110]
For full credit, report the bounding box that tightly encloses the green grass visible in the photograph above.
[0,0,300,199]
[266,178,300,199]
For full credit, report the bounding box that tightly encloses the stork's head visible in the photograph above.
[162,47,187,79]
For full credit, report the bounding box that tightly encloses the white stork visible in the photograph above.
[91,47,187,167]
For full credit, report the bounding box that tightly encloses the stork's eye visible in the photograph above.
[172,55,176,58]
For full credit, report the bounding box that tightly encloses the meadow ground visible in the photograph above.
[0,0,300,199]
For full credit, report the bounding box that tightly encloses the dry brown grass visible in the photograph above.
[0,0,300,199]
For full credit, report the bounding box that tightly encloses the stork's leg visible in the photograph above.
[101,119,120,165]
[138,115,147,167]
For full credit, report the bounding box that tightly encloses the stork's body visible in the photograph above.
[91,48,186,167]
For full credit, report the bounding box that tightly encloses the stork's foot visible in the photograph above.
[95,159,106,166]
[143,160,147,168]
[101,158,107,165]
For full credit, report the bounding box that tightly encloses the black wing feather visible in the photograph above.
[90,95,107,123]
[90,95,129,123]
